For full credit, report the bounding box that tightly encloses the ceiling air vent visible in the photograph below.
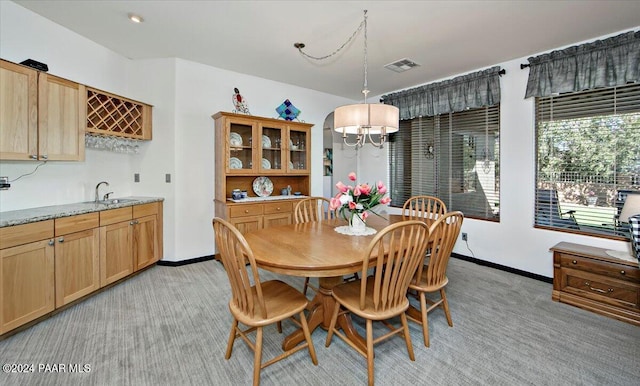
[384,58,420,73]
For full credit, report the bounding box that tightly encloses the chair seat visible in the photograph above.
[333,277,410,321]
[229,280,308,327]
[409,271,448,293]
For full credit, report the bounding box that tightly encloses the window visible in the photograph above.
[389,104,500,221]
[534,83,640,238]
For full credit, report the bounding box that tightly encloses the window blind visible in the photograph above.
[535,83,640,238]
[389,104,500,221]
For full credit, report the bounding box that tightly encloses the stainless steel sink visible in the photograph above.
[83,198,137,206]
[100,198,136,205]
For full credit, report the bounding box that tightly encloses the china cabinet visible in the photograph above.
[0,59,86,161]
[212,112,312,232]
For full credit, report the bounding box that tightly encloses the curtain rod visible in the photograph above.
[520,63,530,69]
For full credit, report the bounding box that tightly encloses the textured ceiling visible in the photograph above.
[12,0,640,100]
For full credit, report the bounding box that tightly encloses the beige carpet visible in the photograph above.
[1,258,638,385]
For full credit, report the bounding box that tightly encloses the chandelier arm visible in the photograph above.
[366,128,386,149]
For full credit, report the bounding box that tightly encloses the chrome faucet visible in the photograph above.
[95,181,109,202]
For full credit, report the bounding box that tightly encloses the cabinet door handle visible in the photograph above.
[30,154,38,160]
[276,207,281,211]
[58,237,64,243]
[620,270,625,275]
[584,282,613,294]
[48,240,55,246]
[130,220,139,225]
[244,210,249,213]
[41,154,48,160]
[572,260,577,264]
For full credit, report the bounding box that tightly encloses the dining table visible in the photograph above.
[243,213,428,353]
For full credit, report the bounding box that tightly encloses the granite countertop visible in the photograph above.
[0,196,164,227]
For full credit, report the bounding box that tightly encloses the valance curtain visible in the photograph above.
[525,30,640,98]
[381,66,502,120]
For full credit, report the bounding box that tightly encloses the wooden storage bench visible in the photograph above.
[551,242,639,326]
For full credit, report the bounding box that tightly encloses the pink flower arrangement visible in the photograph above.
[329,172,391,223]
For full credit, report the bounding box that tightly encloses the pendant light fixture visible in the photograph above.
[295,10,399,148]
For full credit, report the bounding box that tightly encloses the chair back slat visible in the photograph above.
[360,221,430,311]
[213,217,266,319]
[294,197,335,224]
[402,195,447,221]
[415,211,464,287]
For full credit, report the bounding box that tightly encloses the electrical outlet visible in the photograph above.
[134,173,140,182]
[462,232,468,241]
[165,173,171,183]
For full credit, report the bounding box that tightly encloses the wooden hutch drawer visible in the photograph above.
[562,268,639,309]
[229,204,263,218]
[263,201,292,214]
[559,253,640,283]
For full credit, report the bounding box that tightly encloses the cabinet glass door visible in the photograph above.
[260,124,284,173]
[228,121,255,172]
[288,127,309,172]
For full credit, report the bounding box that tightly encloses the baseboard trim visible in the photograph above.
[452,253,553,284]
[157,253,552,284]
[157,255,215,267]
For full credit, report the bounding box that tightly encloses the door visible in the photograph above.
[54,228,100,307]
[38,73,86,161]
[133,214,158,271]
[100,221,133,287]
[0,60,38,160]
[0,239,55,334]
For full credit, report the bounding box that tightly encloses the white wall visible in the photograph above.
[0,1,352,262]
[334,33,637,279]
[1,0,634,275]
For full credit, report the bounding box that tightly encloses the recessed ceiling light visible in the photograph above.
[128,13,144,23]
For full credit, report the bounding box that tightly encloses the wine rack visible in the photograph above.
[86,88,152,140]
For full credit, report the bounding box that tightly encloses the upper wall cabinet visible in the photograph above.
[0,59,86,161]
[86,87,152,140]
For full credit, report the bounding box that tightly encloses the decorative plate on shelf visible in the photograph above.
[262,135,271,149]
[289,161,294,169]
[229,157,243,169]
[230,132,243,147]
[261,158,271,169]
[252,176,274,197]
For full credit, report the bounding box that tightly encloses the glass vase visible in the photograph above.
[349,212,366,234]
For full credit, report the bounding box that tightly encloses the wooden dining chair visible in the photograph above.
[402,195,447,221]
[213,217,318,386]
[294,197,336,295]
[325,220,430,386]
[407,211,464,347]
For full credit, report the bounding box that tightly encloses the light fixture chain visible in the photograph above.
[363,10,368,99]
[296,13,366,61]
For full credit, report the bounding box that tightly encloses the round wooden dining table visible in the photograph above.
[243,214,409,352]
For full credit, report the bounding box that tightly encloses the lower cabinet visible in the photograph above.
[54,212,100,307]
[100,202,161,287]
[216,199,297,234]
[0,200,163,336]
[551,242,640,326]
[100,220,133,287]
[0,238,55,334]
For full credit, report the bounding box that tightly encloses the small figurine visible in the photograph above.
[232,87,250,115]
